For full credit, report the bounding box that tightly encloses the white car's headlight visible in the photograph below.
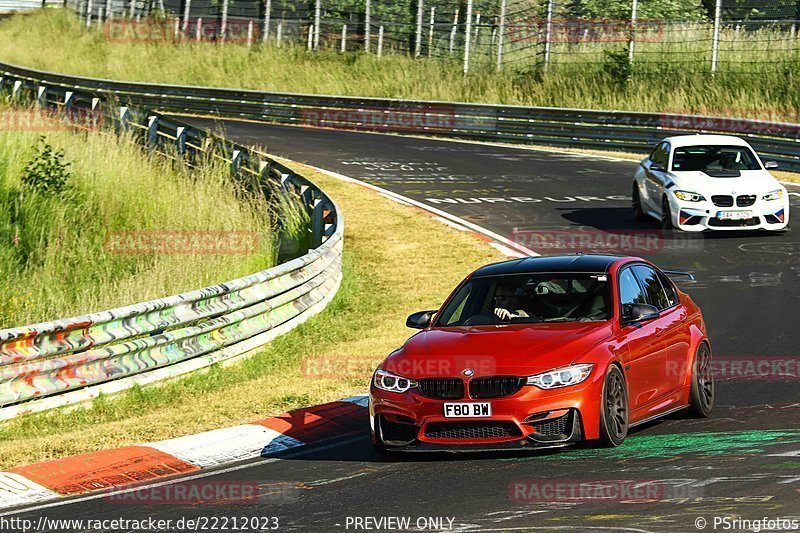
[526,364,594,390]
[674,190,705,202]
[373,369,417,393]
[763,189,784,201]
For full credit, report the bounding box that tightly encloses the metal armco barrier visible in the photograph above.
[1,60,799,170]
[0,66,343,412]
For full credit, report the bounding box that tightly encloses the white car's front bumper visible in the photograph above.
[670,196,790,232]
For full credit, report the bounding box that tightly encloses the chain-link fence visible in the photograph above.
[66,0,800,74]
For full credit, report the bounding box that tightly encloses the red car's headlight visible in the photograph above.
[373,369,418,393]
[527,364,594,390]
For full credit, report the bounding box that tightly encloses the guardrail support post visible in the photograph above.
[11,80,22,101]
[64,91,74,116]
[176,126,186,156]
[36,86,47,107]
[496,0,506,71]
[231,149,242,177]
[311,196,324,247]
[280,172,293,191]
[259,160,270,184]
[147,116,158,153]
[90,98,101,129]
[119,106,130,131]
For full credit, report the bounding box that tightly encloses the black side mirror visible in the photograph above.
[406,310,437,329]
[649,162,665,172]
[764,161,779,170]
[622,303,660,325]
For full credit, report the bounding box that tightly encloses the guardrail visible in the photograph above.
[0,67,343,417]
[2,60,799,171]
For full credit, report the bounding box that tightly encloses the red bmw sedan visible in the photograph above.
[369,254,714,453]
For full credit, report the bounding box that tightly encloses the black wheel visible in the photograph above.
[661,196,674,230]
[632,184,648,222]
[598,365,628,447]
[687,343,714,418]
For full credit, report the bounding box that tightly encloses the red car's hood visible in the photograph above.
[383,322,615,379]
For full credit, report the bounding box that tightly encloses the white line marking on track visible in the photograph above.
[295,163,540,258]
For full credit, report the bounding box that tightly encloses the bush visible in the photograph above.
[602,46,633,86]
[21,136,71,195]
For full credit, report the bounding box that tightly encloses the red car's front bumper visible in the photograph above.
[369,368,606,452]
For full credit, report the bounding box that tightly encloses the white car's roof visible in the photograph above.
[661,134,752,149]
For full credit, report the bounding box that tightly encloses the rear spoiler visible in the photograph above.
[662,269,695,281]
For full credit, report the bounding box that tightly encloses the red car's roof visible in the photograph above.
[470,254,635,278]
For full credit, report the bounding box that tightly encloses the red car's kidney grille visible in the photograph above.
[424,421,522,440]
[417,378,464,399]
[469,376,525,399]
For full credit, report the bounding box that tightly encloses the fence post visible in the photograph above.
[119,106,130,131]
[129,0,134,18]
[496,0,506,71]
[341,24,347,52]
[543,0,553,70]
[377,25,384,57]
[196,17,202,41]
[428,7,435,57]
[36,86,47,107]
[463,0,473,73]
[86,0,92,28]
[104,0,111,20]
[307,24,313,50]
[711,0,722,75]
[314,0,321,50]
[182,0,190,33]
[174,16,179,39]
[450,8,458,54]
[147,115,158,153]
[176,126,186,156]
[364,0,371,52]
[220,0,229,43]
[629,0,638,63]
[474,11,480,48]
[231,149,241,177]
[247,20,254,48]
[262,0,271,42]
[415,0,423,58]
[277,21,282,46]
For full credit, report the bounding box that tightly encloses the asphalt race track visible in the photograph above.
[13,119,800,532]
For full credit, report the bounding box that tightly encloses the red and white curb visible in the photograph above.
[0,395,368,513]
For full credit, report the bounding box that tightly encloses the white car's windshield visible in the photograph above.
[436,273,611,326]
[671,145,761,174]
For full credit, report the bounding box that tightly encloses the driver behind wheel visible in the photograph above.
[492,284,531,321]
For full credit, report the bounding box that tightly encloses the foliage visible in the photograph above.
[20,136,71,195]
[565,0,706,20]
[601,45,632,85]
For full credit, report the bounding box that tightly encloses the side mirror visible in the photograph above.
[764,161,779,170]
[406,310,437,329]
[622,303,660,325]
[649,162,665,172]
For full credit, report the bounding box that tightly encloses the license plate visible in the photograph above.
[718,210,752,220]
[443,402,492,418]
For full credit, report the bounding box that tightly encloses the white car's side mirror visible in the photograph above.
[764,161,779,169]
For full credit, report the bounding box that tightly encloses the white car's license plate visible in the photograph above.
[443,402,492,418]
[718,210,752,220]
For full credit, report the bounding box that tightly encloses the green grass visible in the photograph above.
[1,10,799,121]
[0,103,287,328]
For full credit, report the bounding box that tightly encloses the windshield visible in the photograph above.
[436,273,611,326]
[671,145,761,173]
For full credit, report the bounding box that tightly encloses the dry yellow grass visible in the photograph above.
[0,161,503,469]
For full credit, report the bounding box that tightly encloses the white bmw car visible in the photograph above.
[632,134,790,232]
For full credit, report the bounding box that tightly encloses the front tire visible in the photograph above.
[598,365,629,447]
[661,196,674,230]
[687,343,714,418]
